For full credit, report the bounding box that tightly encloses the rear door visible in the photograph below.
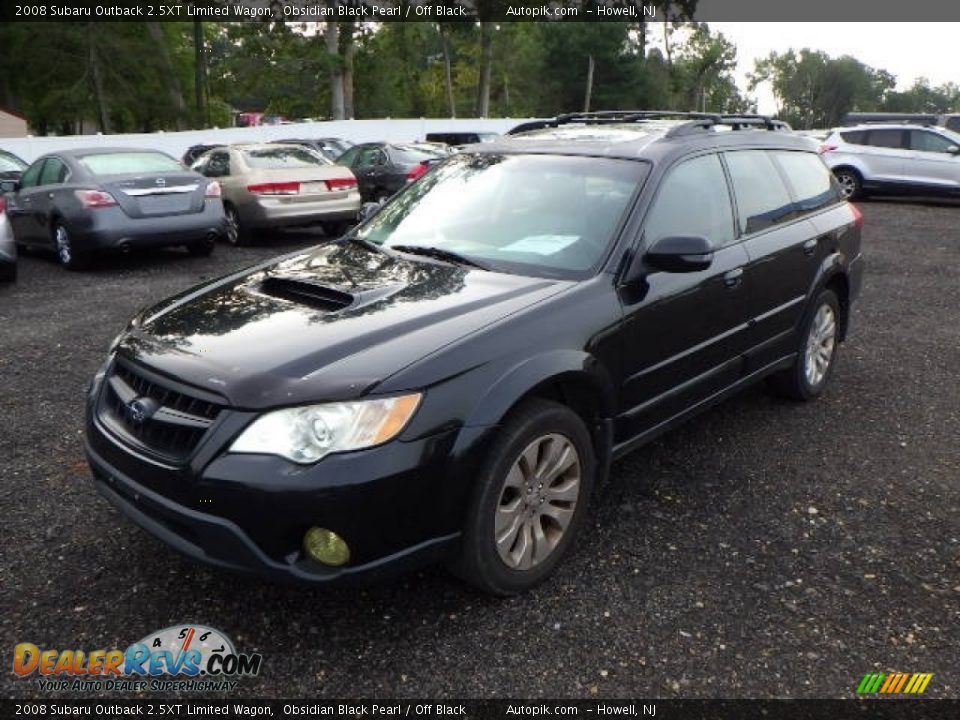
[861,128,909,185]
[730,149,837,370]
[6,159,45,245]
[903,128,960,191]
[32,156,71,246]
[617,152,752,443]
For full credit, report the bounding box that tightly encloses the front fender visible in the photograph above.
[461,349,616,431]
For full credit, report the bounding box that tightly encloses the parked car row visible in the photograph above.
[0,137,377,275]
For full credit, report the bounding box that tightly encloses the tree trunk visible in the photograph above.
[663,18,673,68]
[88,25,112,133]
[326,22,345,120]
[341,22,355,119]
[475,21,493,118]
[193,20,205,120]
[146,22,187,130]
[439,25,456,117]
[584,55,595,112]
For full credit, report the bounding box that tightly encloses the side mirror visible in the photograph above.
[357,201,383,223]
[644,235,714,273]
[946,145,960,155]
[0,179,19,194]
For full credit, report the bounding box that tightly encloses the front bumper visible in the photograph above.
[85,399,465,585]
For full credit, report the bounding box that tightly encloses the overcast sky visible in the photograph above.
[662,23,959,114]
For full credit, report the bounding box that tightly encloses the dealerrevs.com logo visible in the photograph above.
[13,624,262,692]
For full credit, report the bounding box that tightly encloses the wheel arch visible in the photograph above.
[454,351,617,479]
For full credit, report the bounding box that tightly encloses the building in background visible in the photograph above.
[0,108,28,138]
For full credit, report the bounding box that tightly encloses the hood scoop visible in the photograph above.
[259,276,355,312]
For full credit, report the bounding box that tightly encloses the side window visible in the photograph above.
[839,130,866,145]
[865,129,904,149]
[205,152,230,177]
[908,130,955,153]
[724,150,797,235]
[39,157,69,186]
[643,154,734,250]
[18,160,45,189]
[356,147,381,169]
[770,151,840,215]
[337,146,360,167]
[375,150,388,166]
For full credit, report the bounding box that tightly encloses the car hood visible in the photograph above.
[118,241,568,408]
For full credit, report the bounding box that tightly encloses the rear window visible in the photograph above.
[0,151,26,172]
[79,152,182,176]
[391,145,447,163]
[242,148,326,169]
[770,151,840,214]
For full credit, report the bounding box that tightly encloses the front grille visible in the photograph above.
[98,358,224,464]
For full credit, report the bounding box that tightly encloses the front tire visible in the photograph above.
[453,399,596,596]
[768,288,840,401]
[53,222,88,271]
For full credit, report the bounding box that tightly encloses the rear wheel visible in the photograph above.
[768,288,840,401]
[833,168,862,200]
[453,399,595,596]
[223,204,247,246]
[53,222,88,271]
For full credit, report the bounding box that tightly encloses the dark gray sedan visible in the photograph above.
[0,147,225,270]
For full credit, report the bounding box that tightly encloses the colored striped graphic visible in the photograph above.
[856,672,932,694]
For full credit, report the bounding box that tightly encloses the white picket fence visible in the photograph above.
[1,118,534,163]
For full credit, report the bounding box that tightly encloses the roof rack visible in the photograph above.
[511,110,791,136]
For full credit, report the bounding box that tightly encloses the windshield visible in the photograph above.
[242,147,326,169]
[357,154,647,279]
[79,152,182,176]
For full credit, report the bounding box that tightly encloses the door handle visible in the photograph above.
[803,238,818,255]
[723,267,743,288]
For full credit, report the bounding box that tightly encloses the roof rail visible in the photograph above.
[506,111,792,137]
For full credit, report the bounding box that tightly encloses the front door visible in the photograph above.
[617,152,752,447]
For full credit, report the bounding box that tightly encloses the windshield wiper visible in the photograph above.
[337,231,387,255]
[390,244,490,270]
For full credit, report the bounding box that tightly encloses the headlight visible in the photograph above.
[230,393,422,464]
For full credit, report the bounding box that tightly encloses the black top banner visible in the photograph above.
[2,0,959,22]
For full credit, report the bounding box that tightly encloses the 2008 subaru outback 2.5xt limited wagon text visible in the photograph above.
[85,111,864,595]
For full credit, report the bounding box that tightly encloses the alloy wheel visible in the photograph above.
[835,172,858,199]
[55,225,72,266]
[804,304,836,387]
[494,433,581,571]
[224,207,240,245]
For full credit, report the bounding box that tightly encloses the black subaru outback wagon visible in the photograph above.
[86,112,864,595]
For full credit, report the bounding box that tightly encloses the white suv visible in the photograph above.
[820,123,960,199]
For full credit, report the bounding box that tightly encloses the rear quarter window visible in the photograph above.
[770,151,840,214]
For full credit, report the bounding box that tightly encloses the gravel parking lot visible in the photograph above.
[2,202,958,700]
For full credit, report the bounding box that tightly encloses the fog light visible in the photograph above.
[303,527,350,567]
